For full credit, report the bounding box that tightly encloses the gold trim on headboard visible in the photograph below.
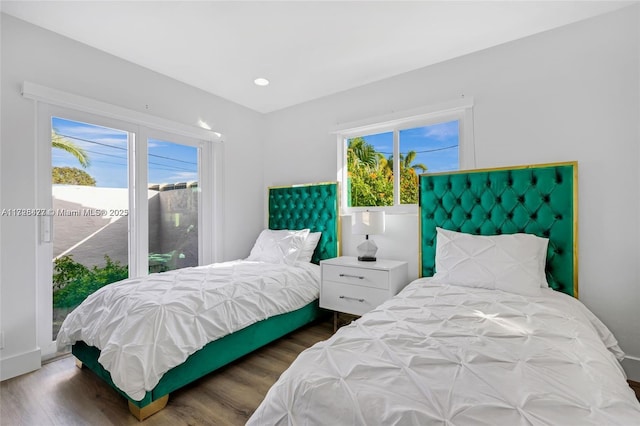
[571,163,579,298]
[268,181,339,190]
[419,161,578,298]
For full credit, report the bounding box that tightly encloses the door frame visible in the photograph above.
[35,101,222,358]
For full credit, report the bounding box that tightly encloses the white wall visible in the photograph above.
[0,14,265,380]
[264,6,640,379]
[2,5,639,384]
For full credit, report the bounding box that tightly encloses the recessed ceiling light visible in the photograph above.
[254,78,270,86]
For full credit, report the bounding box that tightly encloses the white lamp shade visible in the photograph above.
[352,211,385,235]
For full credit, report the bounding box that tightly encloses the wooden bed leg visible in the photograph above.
[74,358,84,369]
[128,394,169,421]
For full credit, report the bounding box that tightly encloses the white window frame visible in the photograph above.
[24,82,224,358]
[335,98,475,215]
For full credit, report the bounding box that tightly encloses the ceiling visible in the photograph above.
[1,1,634,114]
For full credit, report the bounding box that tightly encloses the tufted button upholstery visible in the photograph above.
[419,164,576,296]
[268,182,339,264]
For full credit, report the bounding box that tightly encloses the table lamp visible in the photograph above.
[352,210,385,261]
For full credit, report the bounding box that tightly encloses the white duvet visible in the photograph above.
[57,260,320,401]
[249,279,640,426]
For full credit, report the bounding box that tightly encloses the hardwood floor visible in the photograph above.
[0,318,333,426]
[2,317,639,426]
[630,380,640,402]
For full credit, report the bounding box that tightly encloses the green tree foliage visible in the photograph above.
[51,130,95,185]
[347,137,379,170]
[399,167,420,204]
[52,255,90,291]
[53,255,128,308]
[52,130,90,168]
[347,138,426,206]
[401,151,427,174]
[52,166,97,186]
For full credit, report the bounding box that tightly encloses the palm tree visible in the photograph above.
[402,150,427,173]
[52,130,90,168]
[347,137,378,170]
[382,151,428,175]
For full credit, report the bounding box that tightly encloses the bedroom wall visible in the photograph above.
[0,14,265,380]
[263,6,640,380]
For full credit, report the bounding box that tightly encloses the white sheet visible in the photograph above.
[56,260,320,401]
[249,279,640,425]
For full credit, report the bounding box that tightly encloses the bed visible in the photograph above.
[57,181,339,420]
[248,162,640,425]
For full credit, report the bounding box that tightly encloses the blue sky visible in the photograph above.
[361,120,459,173]
[52,117,198,188]
[52,117,458,188]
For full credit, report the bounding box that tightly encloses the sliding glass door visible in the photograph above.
[37,105,212,357]
[147,138,200,273]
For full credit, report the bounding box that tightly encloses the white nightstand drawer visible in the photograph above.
[322,264,388,290]
[320,281,389,316]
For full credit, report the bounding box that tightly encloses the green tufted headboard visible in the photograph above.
[419,162,578,297]
[268,182,340,264]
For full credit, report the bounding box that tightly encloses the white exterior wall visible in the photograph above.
[0,14,265,380]
[263,7,640,379]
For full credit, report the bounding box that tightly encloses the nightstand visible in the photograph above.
[320,256,409,330]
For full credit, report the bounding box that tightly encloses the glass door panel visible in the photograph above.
[147,139,199,273]
[51,117,130,340]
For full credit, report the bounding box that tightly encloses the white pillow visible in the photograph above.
[432,227,549,296]
[247,229,310,265]
[297,232,322,263]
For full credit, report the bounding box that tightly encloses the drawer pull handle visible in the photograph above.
[339,295,365,303]
[339,273,365,280]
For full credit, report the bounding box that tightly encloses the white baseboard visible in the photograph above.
[0,348,41,381]
[621,355,640,382]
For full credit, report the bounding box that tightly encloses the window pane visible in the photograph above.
[399,120,459,204]
[148,139,199,273]
[52,117,130,341]
[346,132,393,207]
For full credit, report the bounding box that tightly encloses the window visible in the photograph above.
[337,99,475,213]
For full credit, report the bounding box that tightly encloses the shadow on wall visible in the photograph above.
[53,183,198,271]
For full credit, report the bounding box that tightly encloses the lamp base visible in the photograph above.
[356,238,378,262]
[357,256,377,262]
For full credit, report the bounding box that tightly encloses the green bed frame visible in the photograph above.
[72,182,339,420]
[419,162,577,297]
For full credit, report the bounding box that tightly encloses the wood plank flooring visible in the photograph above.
[630,380,640,402]
[0,318,333,426]
[2,316,639,426]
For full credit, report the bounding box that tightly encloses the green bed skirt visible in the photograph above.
[72,300,323,408]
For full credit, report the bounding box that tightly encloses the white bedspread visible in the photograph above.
[57,260,320,401]
[249,279,640,426]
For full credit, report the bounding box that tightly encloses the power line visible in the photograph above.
[83,148,125,160]
[84,160,196,174]
[63,146,197,173]
[58,133,127,150]
[57,133,198,165]
[85,159,127,167]
[377,144,458,155]
[413,144,458,154]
